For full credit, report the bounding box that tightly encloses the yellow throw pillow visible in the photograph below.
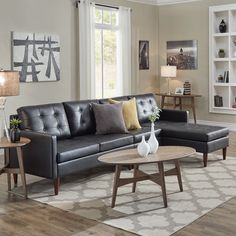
[108,97,141,130]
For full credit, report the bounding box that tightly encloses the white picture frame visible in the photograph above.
[175,87,184,95]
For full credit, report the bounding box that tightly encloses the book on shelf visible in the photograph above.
[214,95,223,107]
[223,71,229,83]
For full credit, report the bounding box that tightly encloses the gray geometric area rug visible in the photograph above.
[21,154,236,236]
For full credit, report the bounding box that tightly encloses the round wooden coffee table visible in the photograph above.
[0,137,30,199]
[98,146,196,208]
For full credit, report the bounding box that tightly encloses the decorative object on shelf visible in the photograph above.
[161,65,177,95]
[219,19,227,33]
[137,136,150,157]
[139,41,149,70]
[218,49,225,58]
[148,106,161,154]
[217,74,224,83]
[12,32,60,82]
[233,40,236,57]
[9,118,22,143]
[167,40,198,70]
[183,80,191,95]
[0,70,20,141]
[232,97,236,108]
[214,95,223,107]
[224,70,229,83]
[175,87,184,95]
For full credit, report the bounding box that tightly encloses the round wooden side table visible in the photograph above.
[0,137,30,199]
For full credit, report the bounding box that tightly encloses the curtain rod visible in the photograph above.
[75,1,119,10]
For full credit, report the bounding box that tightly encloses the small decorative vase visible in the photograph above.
[218,50,225,58]
[219,19,226,33]
[148,122,159,154]
[137,136,150,157]
[10,127,20,143]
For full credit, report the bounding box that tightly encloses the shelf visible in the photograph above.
[214,83,229,86]
[231,32,236,36]
[214,58,229,61]
[212,106,229,109]
[213,33,229,37]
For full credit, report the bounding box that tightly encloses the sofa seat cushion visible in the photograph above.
[57,139,100,163]
[57,134,134,163]
[129,126,161,143]
[82,134,134,152]
[147,121,229,142]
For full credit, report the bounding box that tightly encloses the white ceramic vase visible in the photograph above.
[137,136,150,157]
[148,122,159,154]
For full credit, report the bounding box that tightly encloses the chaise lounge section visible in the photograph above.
[9,93,229,195]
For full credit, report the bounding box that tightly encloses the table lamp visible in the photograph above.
[161,65,177,95]
[0,70,20,141]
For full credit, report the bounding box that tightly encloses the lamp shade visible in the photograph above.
[161,66,177,78]
[0,71,20,96]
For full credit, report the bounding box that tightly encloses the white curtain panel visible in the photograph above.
[117,6,132,96]
[78,0,96,99]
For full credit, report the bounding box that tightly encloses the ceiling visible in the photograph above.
[128,0,201,5]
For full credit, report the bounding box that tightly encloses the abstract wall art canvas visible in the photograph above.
[12,32,60,82]
[167,40,198,70]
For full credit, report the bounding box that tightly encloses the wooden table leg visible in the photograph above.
[111,165,122,208]
[158,162,168,208]
[5,148,11,191]
[175,160,183,192]
[16,147,27,199]
[179,97,183,110]
[191,97,197,124]
[173,97,177,109]
[132,164,139,193]
[161,96,165,109]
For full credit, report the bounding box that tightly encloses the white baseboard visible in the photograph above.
[189,119,236,131]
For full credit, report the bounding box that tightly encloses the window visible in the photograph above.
[94,7,119,98]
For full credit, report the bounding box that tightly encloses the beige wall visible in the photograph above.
[97,0,159,95]
[0,0,76,117]
[158,0,236,123]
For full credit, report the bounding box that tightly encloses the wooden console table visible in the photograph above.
[0,137,30,198]
[155,93,201,124]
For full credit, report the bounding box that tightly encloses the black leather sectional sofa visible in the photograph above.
[10,93,229,195]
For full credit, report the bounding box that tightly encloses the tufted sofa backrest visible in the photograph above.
[131,93,158,124]
[63,100,98,136]
[17,103,71,139]
[16,93,159,139]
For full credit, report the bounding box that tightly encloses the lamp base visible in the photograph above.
[0,97,10,141]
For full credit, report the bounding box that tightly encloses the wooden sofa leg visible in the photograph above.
[223,148,227,160]
[13,174,18,186]
[203,153,208,167]
[54,177,60,195]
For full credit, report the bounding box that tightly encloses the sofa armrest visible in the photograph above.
[159,109,189,123]
[9,130,58,179]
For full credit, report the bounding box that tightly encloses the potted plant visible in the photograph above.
[147,106,162,154]
[9,118,22,143]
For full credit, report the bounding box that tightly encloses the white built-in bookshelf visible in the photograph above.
[209,4,236,114]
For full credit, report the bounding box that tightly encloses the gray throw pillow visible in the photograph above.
[93,103,128,134]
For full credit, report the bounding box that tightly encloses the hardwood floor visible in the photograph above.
[0,132,235,236]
